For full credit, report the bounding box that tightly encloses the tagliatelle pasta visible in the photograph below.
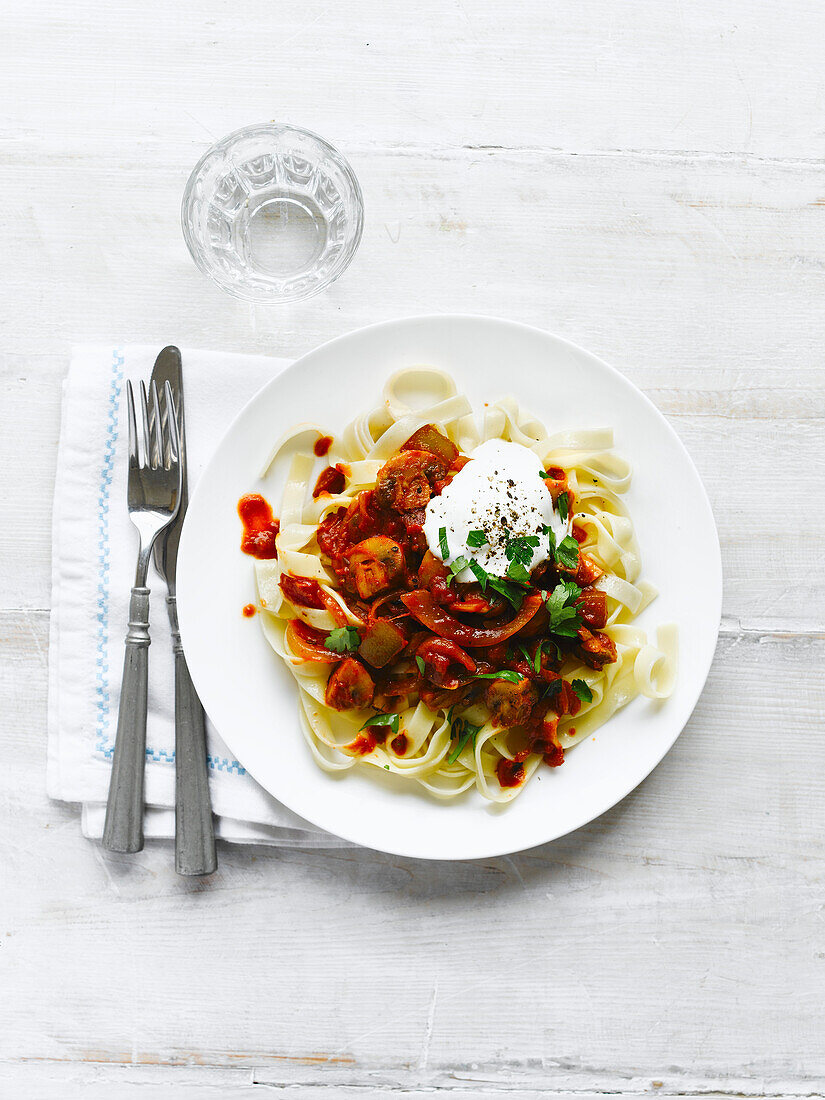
[241,366,677,804]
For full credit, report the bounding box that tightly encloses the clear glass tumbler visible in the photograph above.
[181,124,364,303]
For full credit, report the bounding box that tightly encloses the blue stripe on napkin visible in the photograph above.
[93,348,245,776]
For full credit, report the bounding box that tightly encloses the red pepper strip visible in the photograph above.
[284,620,340,664]
[417,636,477,689]
[280,573,348,626]
[400,590,542,648]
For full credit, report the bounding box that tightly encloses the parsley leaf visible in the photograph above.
[504,534,540,567]
[555,535,580,571]
[447,555,470,584]
[533,640,543,673]
[545,524,557,560]
[447,716,482,764]
[487,576,525,610]
[360,712,400,734]
[539,469,549,478]
[542,678,563,699]
[544,638,562,663]
[506,559,531,583]
[415,655,426,675]
[572,679,593,703]
[560,580,582,602]
[517,642,533,665]
[545,582,583,638]
[557,491,569,525]
[469,559,488,589]
[324,625,361,653]
[466,529,487,549]
[474,670,524,683]
[438,526,450,559]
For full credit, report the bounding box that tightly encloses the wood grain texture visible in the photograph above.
[1,0,824,1094]
[1,616,824,1088]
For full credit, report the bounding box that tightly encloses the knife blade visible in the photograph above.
[150,346,216,876]
[151,346,185,591]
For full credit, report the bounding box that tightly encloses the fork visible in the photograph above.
[103,380,182,854]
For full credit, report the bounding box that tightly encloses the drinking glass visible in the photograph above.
[181,124,364,303]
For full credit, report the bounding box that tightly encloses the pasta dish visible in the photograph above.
[238,367,676,803]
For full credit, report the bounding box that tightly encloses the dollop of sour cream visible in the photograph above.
[424,439,569,582]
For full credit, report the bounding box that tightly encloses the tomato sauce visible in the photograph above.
[347,731,376,755]
[391,732,408,755]
[314,434,333,457]
[279,574,326,609]
[242,603,256,618]
[313,463,347,499]
[238,494,280,559]
[496,758,525,788]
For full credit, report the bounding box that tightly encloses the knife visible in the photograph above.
[151,347,217,876]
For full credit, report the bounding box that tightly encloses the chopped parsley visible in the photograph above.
[360,712,400,734]
[555,535,580,572]
[538,469,549,479]
[506,559,531,583]
[474,669,524,683]
[459,536,535,609]
[446,555,470,586]
[544,638,562,662]
[514,640,549,674]
[447,715,482,764]
[542,521,576,567]
[324,625,361,653]
[501,534,539,584]
[505,534,540,568]
[545,581,583,638]
[487,576,526,610]
[415,655,426,675]
[438,526,450,559]
[572,679,593,703]
[542,678,563,699]
[557,491,569,525]
[543,523,557,561]
[469,559,489,589]
[466,529,487,549]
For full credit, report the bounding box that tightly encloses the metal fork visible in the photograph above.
[103,380,182,854]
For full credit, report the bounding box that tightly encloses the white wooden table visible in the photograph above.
[2,2,824,1096]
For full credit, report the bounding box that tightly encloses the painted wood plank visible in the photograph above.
[1,612,823,1081]
[3,0,825,160]
[3,1059,824,1099]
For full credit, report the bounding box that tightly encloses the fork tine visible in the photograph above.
[138,381,151,466]
[126,381,138,468]
[164,381,180,467]
[149,381,162,469]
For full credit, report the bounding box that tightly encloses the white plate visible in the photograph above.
[177,316,722,860]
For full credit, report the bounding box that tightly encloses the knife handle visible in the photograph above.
[103,587,150,853]
[168,596,217,876]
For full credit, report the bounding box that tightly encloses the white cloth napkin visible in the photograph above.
[48,345,349,848]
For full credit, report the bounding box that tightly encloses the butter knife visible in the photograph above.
[151,347,217,876]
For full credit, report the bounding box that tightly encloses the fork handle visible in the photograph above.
[168,597,217,876]
[103,586,151,853]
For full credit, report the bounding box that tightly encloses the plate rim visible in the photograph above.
[177,313,723,860]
